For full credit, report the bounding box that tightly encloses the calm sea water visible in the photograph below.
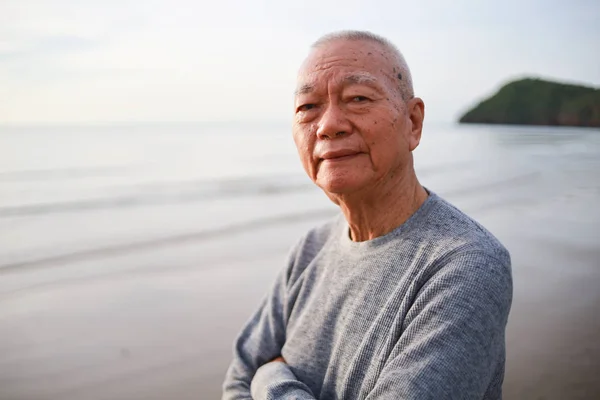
[0,123,599,399]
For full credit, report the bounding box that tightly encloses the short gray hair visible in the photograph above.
[312,30,414,100]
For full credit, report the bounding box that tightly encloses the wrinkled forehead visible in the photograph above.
[296,40,395,94]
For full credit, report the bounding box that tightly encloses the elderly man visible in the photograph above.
[222,30,512,400]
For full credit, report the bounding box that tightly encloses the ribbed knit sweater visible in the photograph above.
[222,191,513,400]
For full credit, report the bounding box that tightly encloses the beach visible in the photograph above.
[1,123,599,399]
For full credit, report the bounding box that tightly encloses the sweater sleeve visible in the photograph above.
[365,250,513,400]
[250,361,316,399]
[222,241,307,400]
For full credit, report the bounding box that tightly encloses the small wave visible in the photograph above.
[416,161,475,178]
[0,176,316,218]
[0,208,337,272]
[443,172,541,199]
[0,166,132,182]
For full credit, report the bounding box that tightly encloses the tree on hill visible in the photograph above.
[459,78,600,127]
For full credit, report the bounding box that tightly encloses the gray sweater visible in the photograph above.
[222,191,513,400]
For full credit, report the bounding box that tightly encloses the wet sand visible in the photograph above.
[1,197,599,400]
[0,222,309,400]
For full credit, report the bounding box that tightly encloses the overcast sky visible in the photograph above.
[1,0,599,125]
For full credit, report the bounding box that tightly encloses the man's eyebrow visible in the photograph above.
[343,74,379,86]
[294,74,379,96]
[294,84,314,96]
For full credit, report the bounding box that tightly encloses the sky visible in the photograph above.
[1,0,599,125]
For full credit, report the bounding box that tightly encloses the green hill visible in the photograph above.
[459,78,600,127]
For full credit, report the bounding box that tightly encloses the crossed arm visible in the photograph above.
[222,251,512,400]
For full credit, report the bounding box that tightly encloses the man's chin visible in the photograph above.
[318,178,366,198]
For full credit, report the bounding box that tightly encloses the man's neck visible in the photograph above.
[334,172,428,242]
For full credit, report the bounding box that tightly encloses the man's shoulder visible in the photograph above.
[427,192,510,265]
[291,214,342,258]
[405,193,512,310]
[281,214,341,285]
[420,192,511,270]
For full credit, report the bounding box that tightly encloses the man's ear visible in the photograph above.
[407,97,425,151]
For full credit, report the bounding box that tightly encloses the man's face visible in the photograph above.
[292,39,422,196]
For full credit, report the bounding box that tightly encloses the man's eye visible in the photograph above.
[351,96,369,102]
[298,104,316,112]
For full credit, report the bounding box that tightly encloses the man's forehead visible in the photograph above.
[301,39,390,69]
[307,38,384,61]
[295,72,380,95]
[295,40,395,94]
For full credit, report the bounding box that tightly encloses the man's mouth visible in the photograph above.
[319,149,361,161]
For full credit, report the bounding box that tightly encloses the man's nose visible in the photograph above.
[316,103,352,140]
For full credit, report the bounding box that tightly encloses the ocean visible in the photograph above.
[0,122,599,399]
